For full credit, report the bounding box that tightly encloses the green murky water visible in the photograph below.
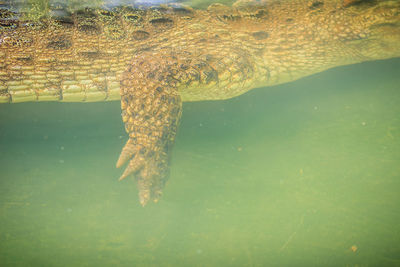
[1,58,399,266]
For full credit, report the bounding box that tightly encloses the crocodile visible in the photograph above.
[1,0,399,206]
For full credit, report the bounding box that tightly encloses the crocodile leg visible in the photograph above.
[116,52,182,206]
[116,43,256,205]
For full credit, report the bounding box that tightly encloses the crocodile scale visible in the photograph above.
[1,0,399,205]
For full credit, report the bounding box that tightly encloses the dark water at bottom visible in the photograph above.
[0,58,399,266]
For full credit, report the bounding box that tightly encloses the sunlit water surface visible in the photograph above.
[0,53,399,265]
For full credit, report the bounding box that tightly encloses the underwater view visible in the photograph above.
[1,58,399,266]
[1,0,400,266]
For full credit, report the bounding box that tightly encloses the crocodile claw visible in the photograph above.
[117,140,145,181]
[118,154,144,181]
[116,139,137,169]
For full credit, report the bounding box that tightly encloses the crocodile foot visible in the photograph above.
[116,53,182,206]
[116,137,170,205]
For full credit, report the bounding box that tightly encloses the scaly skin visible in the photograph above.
[1,0,399,205]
